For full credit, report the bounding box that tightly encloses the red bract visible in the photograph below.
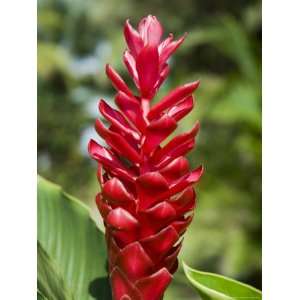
[89,15,203,300]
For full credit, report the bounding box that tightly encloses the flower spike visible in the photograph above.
[89,15,203,300]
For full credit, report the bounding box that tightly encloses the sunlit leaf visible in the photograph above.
[37,176,111,300]
[38,242,73,300]
[183,262,262,300]
[37,289,48,300]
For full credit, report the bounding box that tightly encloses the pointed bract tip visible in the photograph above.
[192,121,201,132]
[98,99,106,112]
[178,32,188,45]
[105,63,111,73]
[125,18,131,26]
[88,138,97,150]
[191,80,200,88]
[124,19,134,35]
[88,139,100,158]
[193,165,204,180]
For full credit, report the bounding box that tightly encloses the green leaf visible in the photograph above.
[38,242,73,300]
[37,289,48,300]
[37,176,111,300]
[183,262,262,300]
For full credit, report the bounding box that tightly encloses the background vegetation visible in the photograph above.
[38,0,261,298]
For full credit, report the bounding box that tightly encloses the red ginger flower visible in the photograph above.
[88,15,203,300]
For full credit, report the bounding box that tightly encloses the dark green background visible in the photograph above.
[38,0,261,298]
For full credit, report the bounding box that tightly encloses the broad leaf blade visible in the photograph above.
[37,290,48,300]
[37,176,111,300]
[183,262,262,300]
[38,242,73,300]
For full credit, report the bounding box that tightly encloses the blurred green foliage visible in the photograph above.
[38,0,261,299]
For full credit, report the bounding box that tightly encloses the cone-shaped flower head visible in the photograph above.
[89,15,203,300]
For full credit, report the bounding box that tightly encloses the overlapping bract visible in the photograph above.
[89,15,203,300]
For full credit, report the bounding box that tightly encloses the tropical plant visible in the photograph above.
[36,15,262,300]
